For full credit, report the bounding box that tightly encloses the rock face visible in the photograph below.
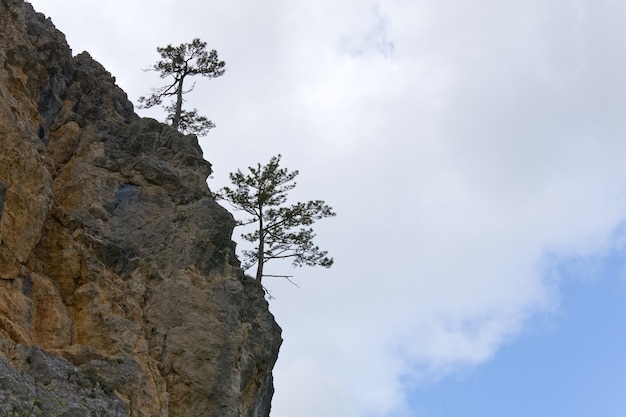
[0,1,282,416]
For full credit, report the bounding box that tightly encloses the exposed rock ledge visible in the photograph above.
[0,0,282,415]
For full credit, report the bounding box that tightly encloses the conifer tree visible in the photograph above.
[218,155,335,283]
[139,38,225,135]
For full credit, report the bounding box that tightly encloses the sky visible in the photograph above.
[27,1,626,416]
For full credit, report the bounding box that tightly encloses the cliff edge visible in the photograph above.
[0,1,282,416]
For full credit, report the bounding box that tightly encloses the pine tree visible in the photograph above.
[139,38,225,135]
[218,155,335,283]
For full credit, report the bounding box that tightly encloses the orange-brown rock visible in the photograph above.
[0,1,281,416]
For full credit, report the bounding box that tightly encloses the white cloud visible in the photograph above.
[272,359,359,417]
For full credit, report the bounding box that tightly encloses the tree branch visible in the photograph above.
[262,275,300,288]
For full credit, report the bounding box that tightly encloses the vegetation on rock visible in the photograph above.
[217,154,335,283]
[139,38,225,136]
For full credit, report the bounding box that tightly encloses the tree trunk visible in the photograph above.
[172,76,184,129]
[255,206,264,283]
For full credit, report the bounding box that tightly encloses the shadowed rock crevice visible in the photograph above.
[0,181,6,226]
[0,1,281,416]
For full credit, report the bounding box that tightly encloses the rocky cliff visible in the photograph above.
[0,1,282,416]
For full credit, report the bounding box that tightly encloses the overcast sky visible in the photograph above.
[28,1,626,416]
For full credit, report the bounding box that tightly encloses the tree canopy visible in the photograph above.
[217,155,335,283]
[139,38,225,136]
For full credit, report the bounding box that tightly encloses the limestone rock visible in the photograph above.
[0,1,282,416]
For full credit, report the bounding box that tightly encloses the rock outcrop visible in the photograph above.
[0,1,282,416]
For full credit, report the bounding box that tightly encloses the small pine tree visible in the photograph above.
[217,155,335,283]
[139,38,225,135]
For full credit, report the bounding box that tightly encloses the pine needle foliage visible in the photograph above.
[217,154,335,283]
[139,38,225,136]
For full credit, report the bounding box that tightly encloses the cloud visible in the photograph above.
[341,7,395,58]
[262,1,626,415]
[272,359,359,417]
